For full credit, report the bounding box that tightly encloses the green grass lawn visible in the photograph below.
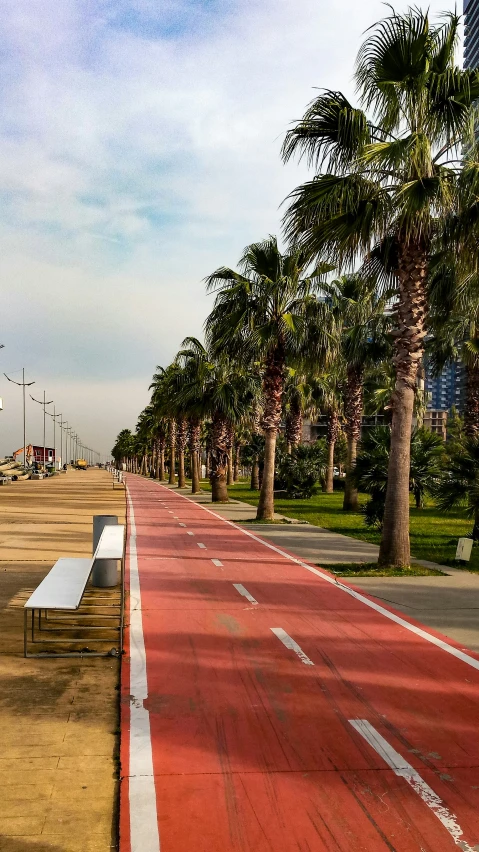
[200,480,478,571]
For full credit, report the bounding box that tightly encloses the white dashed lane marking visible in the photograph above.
[271,628,314,666]
[233,583,258,605]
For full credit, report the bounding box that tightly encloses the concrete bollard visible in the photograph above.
[92,515,119,588]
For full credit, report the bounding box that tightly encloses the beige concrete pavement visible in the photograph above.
[0,469,125,852]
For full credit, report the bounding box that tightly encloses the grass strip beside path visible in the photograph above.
[200,481,478,572]
[326,562,443,577]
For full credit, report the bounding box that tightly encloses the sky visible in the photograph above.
[0,0,462,459]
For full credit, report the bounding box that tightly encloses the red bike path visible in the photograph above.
[119,475,479,852]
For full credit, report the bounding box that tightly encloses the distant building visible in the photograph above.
[31,446,55,465]
[13,444,55,465]
[423,410,448,441]
[425,359,466,413]
[464,0,479,71]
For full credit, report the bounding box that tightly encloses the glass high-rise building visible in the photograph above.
[423,4,476,415]
[464,0,479,70]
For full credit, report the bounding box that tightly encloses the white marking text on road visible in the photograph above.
[350,720,477,852]
[271,628,314,666]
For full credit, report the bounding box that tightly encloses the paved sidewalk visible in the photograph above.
[167,485,479,655]
[0,469,125,851]
[122,475,479,852]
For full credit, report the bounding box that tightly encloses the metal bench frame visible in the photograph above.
[23,526,126,658]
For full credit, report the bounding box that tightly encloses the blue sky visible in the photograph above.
[0,0,462,457]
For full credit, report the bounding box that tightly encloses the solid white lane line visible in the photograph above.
[212,559,223,567]
[271,627,314,666]
[233,583,258,605]
[197,542,206,549]
[187,531,194,536]
[349,720,476,852]
[126,487,160,852]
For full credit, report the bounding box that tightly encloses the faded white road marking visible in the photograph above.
[271,628,314,666]
[126,487,160,852]
[197,542,206,549]
[212,559,223,567]
[350,720,477,851]
[233,583,258,605]
[187,531,194,536]
[179,523,186,527]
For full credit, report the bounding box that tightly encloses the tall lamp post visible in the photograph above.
[30,391,54,469]
[4,369,35,470]
[48,410,63,470]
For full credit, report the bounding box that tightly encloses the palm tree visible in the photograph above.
[435,437,479,538]
[310,371,343,493]
[205,236,329,520]
[282,8,479,566]
[150,365,180,485]
[111,428,135,469]
[354,425,444,528]
[175,338,255,502]
[320,274,391,509]
[283,369,314,453]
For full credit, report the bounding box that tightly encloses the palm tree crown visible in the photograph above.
[282,7,479,567]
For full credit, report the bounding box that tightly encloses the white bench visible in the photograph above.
[24,524,125,657]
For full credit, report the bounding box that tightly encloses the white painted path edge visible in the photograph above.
[126,487,161,852]
[350,720,477,851]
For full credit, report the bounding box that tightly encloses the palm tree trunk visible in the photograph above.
[465,363,479,437]
[285,404,302,453]
[379,241,428,568]
[343,435,359,508]
[257,431,277,518]
[189,419,201,494]
[168,419,176,485]
[227,447,234,486]
[343,367,362,511]
[177,418,187,488]
[324,410,339,494]
[210,413,229,502]
[256,346,284,520]
[159,445,165,481]
[250,458,260,490]
[178,452,185,487]
[325,437,335,493]
[233,445,240,481]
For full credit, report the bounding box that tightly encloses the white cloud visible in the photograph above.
[0,0,461,455]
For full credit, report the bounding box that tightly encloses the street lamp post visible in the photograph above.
[48,410,63,471]
[30,391,54,469]
[4,369,35,470]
